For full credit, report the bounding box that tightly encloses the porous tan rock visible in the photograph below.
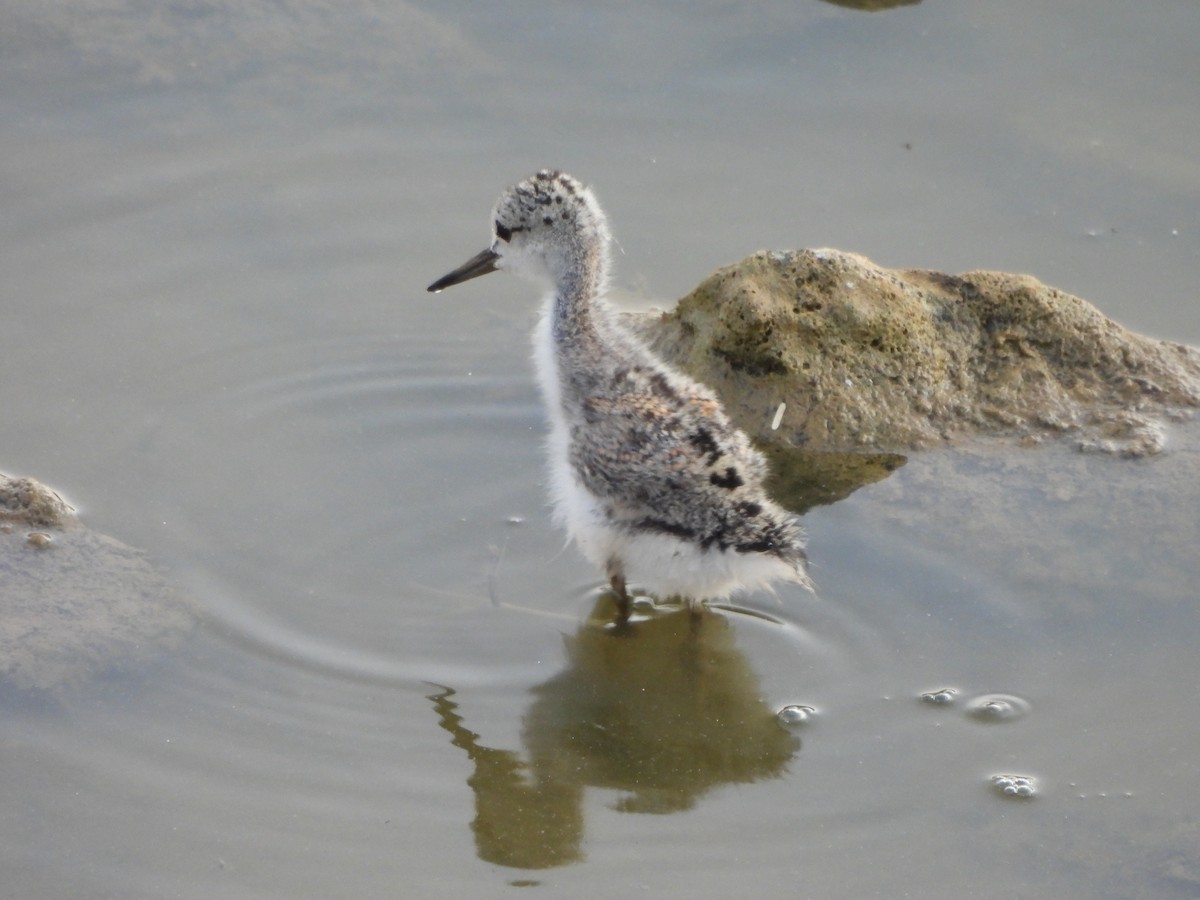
[0,475,74,529]
[634,249,1200,457]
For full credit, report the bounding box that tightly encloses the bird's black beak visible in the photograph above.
[427,248,500,293]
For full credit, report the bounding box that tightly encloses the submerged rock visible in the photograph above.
[634,249,1200,457]
[0,473,194,698]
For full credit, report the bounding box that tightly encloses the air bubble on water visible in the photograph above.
[966,692,1031,722]
[777,705,816,727]
[919,688,958,705]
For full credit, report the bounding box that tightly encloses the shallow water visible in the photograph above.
[3,1,1199,897]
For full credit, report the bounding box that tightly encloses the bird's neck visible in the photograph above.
[549,248,608,351]
[543,250,618,401]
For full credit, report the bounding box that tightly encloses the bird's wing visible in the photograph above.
[568,372,773,533]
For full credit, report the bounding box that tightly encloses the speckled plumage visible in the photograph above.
[429,170,810,616]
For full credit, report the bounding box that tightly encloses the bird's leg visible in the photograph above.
[607,559,632,625]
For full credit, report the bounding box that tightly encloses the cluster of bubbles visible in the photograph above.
[919,687,957,705]
[919,688,1032,722]
[919,687,1040,799]
[991,774,1037,799]
[774,689,1048,799]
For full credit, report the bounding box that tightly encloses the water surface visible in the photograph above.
[2,2,1199,897]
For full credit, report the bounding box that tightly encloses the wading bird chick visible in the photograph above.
[428,170,809,620]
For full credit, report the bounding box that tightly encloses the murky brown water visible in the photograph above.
[3,2,1199,897]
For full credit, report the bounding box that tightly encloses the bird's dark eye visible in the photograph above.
[495,221,513,242]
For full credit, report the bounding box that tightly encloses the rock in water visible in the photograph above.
[637,248,1200,456]
[1,473,194,699]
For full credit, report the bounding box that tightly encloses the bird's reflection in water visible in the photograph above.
[427,595,801,869]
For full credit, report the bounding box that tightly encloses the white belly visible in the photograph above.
[545,434,794,600]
